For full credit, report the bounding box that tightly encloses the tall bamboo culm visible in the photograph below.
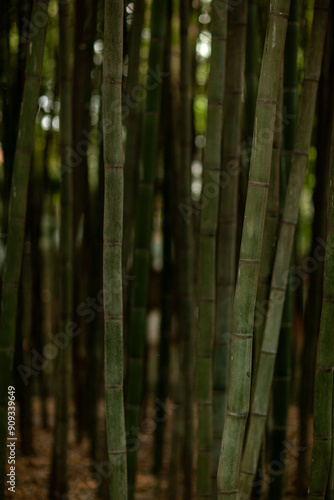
[123,0,145,272]
[213,0,248,483]
[0,1,49,496]
[102,0,127,498]
[268,2,299,496]
[238,2,329,497]
[216,2,290,498]
[125,0,167,496]
[308,109,334,500]
[50,0,73,496]
[179,0,196,496]
[196,1,227,496]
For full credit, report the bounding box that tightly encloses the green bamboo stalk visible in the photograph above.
[196,2,228,496]
[72,0,96,444]
[253,70,282,384]
[308,108,334,500]
[178,1,196,496]
[213,0,248,486]
[298,17,333,493]
[125,0,167,497]
[123,0,145,273]
[238,2,329,497]
[153,34,173,474]
[50,1,73,497]
[102,0,127,498]
[268,3,299,496]
[216,2,290,498]
[0,1,49,496]
[245,0,260,141]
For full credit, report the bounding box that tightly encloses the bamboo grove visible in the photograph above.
[1,0,334,499]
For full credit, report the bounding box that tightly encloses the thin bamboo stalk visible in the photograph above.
[308,107,334,500]
[125,0,167,496]
[268,3,299,496]
[178,1,196,496]
[102,0,127,497]
[298,16,333,493]
[253,70,281,383]
[50,0,73,496]
[238,2,329,497]
[216,2,290,499]
[0,1,49,496]
[245,0,260,141]
[123,0,145,272]
[213,0,248,486]
[196,2,227,496]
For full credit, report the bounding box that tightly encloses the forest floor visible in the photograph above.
[4,397,312,499]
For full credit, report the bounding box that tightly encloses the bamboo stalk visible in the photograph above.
[102,0,128,498]
[245,0,260,141]
[196,1,228,496]
[268,3,299,496]
[253,70,281,384]
[125,0,168,496]
[123,0,146,273]
[0,1,49,496]
[213,0,248,486]
[50,0,73,496]
[308,106,334,500]
[178,1,196,496]
[238,2,329,497]
[216,2,290,498]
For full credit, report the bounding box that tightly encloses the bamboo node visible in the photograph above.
[104,163,123,169]
[313,435,332,441]
[105,384,123,389]
[248,181,269,188]
[283,218,297,227]
[270,11,289,20]
[226,411,247,419]
[108,450,127,455]
[231,333,252,339]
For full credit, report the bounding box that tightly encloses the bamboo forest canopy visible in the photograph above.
[0,0,333,499]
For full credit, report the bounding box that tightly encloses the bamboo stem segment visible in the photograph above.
[0,1,49,496]
[238,2,330,497]
[102,0,128,497]
[217,2,291,498]
[196,1,227,496]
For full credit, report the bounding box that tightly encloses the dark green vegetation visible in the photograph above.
[0,1,334,499]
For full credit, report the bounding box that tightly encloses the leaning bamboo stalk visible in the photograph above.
[308,108,334,500]
[216,2,290,498]
[0,1,49,496]
[50,1,73,496]
[268,3,299,496]
[102,0,128,497]
[196,1,227,496]
[253,72,281,383]
[125,0,167,496]
[213,0,248,484]
[238,2,329,497]
[245,0,260,141]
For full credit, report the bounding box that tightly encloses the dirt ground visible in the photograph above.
[4,397,311,499]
